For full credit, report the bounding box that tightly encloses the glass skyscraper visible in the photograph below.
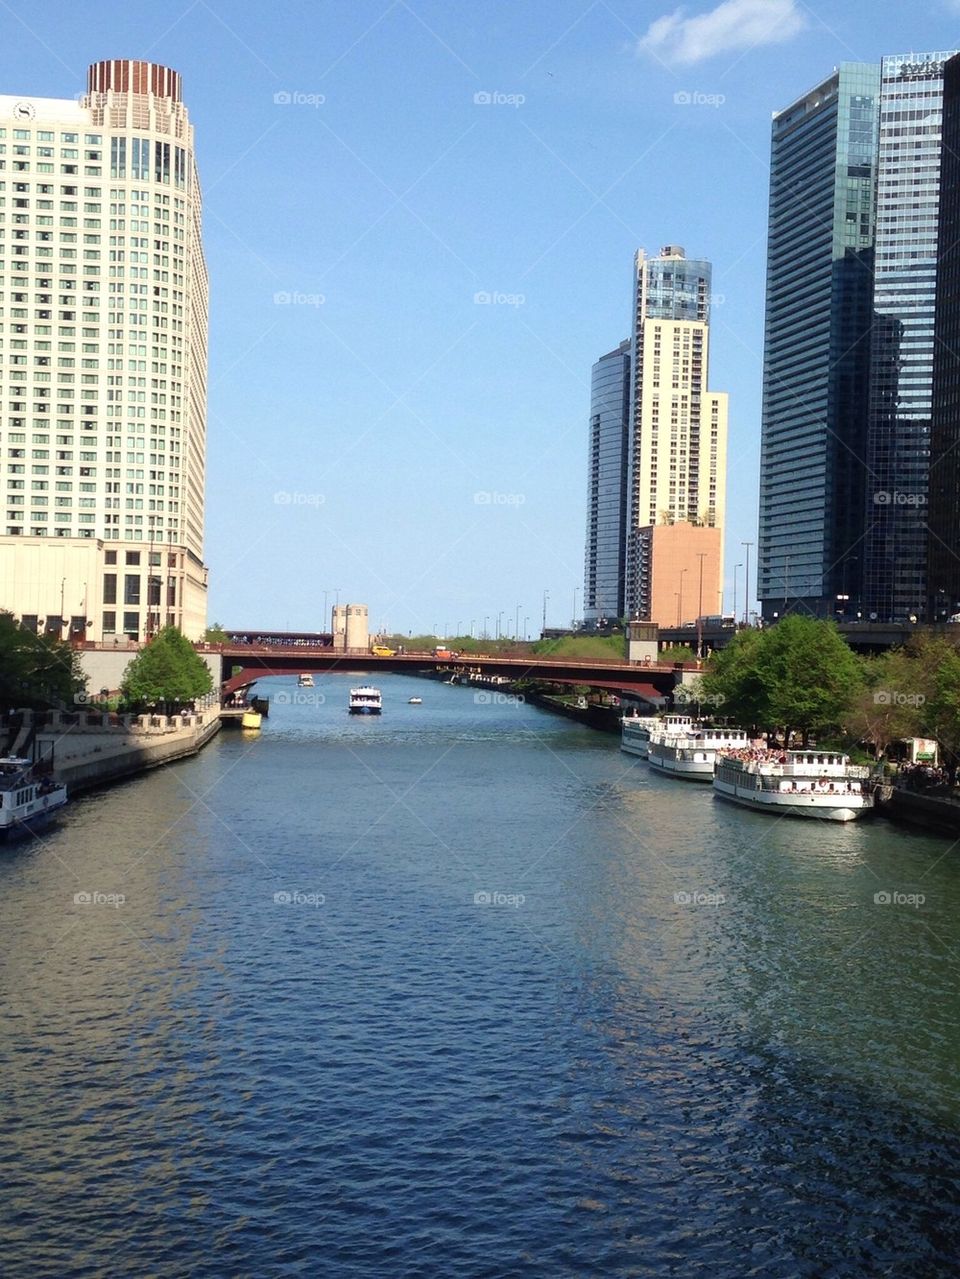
[928,52,960,620]
[758,63,879,619]
[583,339,630,624]
[863,52,957,621]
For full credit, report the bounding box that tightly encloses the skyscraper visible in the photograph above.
[583,339,630,625]
[0,60,209,642]
[624,246,728,625]
[929,52,960,621]
[863,52,957,621]
[757,63,880,621]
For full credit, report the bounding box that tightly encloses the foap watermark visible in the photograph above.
[74,890,125,908]
[474,691,525,707]
[74,691,112,706]
[473,290,526,307]
[273,290,325,307]
[474,490,525,506]
[474,890,525,907]
[473,90,525,108]
[675,687,726,708]
[874,490,926,506]
[874,890,925,908]
[274,490,325,508]
[673,90,726,108]
[274,889,325,907]
[273,90,325,108]
[873,689,925,707]
[274,690,327,708]
[674,890,726,907]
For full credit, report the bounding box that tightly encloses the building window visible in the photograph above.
[102,611,116,633]
[122,612,139,637]
[123,574,140,605]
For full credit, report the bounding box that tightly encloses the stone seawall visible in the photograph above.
[54,715,222,794]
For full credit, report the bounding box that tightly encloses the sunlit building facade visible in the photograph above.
[0,60,209,641]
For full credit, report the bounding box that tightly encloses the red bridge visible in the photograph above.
[210,640,686,705]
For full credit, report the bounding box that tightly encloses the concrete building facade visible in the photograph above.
[331,603,369,651]
[0,59,209,641]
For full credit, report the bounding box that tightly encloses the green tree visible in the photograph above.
[121,625,213,711]
[203,621,229,644]
[847,649,924,761]
[699,626,768,730]
[0,611,86,711]
[906,633,960,776]
[756,616,863,745]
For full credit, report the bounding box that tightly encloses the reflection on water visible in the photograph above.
[1,672,959,1276]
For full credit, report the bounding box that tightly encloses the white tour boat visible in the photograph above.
[647,725,750,781]
[408,697,423,705]
[0,757,68,841]
[349,686,382,715]
[621,712,697,759]
[713,750,874,821]
[298,673,315,688]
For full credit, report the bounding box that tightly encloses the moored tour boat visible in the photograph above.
[0,757,68,840]
[349,686,382,715]
[647,726,750,781]
[621,712,697,759]
[713,750,873,821]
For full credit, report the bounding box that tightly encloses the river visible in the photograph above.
[1,672,959,1276]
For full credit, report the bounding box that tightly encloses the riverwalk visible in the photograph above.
[4,704,222,795]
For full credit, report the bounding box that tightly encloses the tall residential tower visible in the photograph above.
[0,60,209,642]
[624,246,728,626]
[583,339,630,625]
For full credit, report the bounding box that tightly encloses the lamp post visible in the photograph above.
[741,541,753,626]
[696,552,706,659]
[732,563,742,626]
[515,603,521,641]
[483,615,489,639]
[524,615,529,640]
[497,611,504,640]
[542,589,549,632]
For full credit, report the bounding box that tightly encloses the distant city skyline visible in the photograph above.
[3,3,959,632]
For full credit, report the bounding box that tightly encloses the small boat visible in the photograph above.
[647,725,750,781]
[0,757,68,840]
[621,712,696,759]
[408,696,423,705]
[349,686,382,715]
[298,674,315,688]
[713,750,874,821]
[241,709,263,730]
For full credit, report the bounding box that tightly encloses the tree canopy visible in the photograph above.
[121,626,213,709]
[700,616,863,743]
[0,611,86,712]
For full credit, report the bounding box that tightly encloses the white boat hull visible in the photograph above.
[712,777,872,821]
[647,752,716,781]
[0,791,68,841]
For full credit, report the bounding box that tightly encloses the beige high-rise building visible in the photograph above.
[625,246,728,622]
[0,60,209,642]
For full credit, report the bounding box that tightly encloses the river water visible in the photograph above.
[2,673,959,1277]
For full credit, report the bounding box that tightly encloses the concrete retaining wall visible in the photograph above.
[50,714,222,794]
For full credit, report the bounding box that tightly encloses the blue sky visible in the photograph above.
[5,0,960,634]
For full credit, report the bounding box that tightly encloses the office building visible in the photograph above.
[863,52,957,621]
[0,59,209,641]
[757,63,880,620]
[929,52,960,620]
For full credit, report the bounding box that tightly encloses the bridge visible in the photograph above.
[209,641,686,704]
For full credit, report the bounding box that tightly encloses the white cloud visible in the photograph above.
[638,0,807,66]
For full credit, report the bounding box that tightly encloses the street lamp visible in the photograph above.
[483,615,489,639]
[696,552,707,659]
[741,541,753,626]
[542,589,549,632]
[732,563,742,625]
[515,603,521,640]
[524,615,529,640]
